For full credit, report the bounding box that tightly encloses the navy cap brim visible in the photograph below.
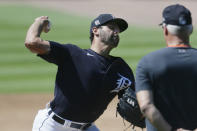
[105,18,128,33]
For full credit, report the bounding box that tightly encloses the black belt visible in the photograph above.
[48,110,91,130]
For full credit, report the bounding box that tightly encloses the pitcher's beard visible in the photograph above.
[100,30,119,47]
[108,35,119,47]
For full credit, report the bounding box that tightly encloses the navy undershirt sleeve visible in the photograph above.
[38,41,70,65]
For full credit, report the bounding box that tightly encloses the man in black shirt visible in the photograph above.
[25,14,135,131]
[136,4,197,131]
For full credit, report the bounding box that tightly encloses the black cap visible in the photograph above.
[90,14,128,34]
[160,4,192,26]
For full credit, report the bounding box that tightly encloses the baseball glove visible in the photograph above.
[117,87,145,128]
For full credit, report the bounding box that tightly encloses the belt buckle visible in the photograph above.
[80,123,91,130]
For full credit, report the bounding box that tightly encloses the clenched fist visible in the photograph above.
[35,16,51,33]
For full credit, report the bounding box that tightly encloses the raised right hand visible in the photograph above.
[34,16,51,33]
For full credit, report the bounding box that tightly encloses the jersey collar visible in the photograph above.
[167,44,191,48]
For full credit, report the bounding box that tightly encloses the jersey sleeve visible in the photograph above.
[135,57,152,92]
[37,41,71,65]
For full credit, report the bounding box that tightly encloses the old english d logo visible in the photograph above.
[110,73,132,93]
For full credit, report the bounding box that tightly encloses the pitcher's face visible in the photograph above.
[99,22,120,47]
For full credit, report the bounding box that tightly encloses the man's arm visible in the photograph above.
[25,16,50,54]
[136,90,172,131]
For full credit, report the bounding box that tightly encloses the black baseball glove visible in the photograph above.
[117,87,145,128]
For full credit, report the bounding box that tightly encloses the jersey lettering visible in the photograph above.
[110,73,132,93]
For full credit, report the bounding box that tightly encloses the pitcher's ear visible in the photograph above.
[92,27,99,36]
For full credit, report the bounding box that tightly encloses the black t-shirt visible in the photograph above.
[38,41,135,123]
[136,47,197,130]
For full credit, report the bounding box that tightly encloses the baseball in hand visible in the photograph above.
[43,20,51,33]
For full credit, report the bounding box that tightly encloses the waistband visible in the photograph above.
[48,109,92,130]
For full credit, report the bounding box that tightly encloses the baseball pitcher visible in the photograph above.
[25,14,135,131]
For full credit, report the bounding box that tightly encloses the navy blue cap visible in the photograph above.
[160,4,192,26]
[90,14,128,34]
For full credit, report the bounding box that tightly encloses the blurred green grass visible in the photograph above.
[0,4,197,93]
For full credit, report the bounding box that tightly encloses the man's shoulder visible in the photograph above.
[137,48,169,67]
[144,47,197,59]
[111,57,130,68]
[49,41,80,49]
[50,42,88,56]
[62,43,87,54]
[63,43,81,50]
[109,57,134,76]
[142,48,169,59]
